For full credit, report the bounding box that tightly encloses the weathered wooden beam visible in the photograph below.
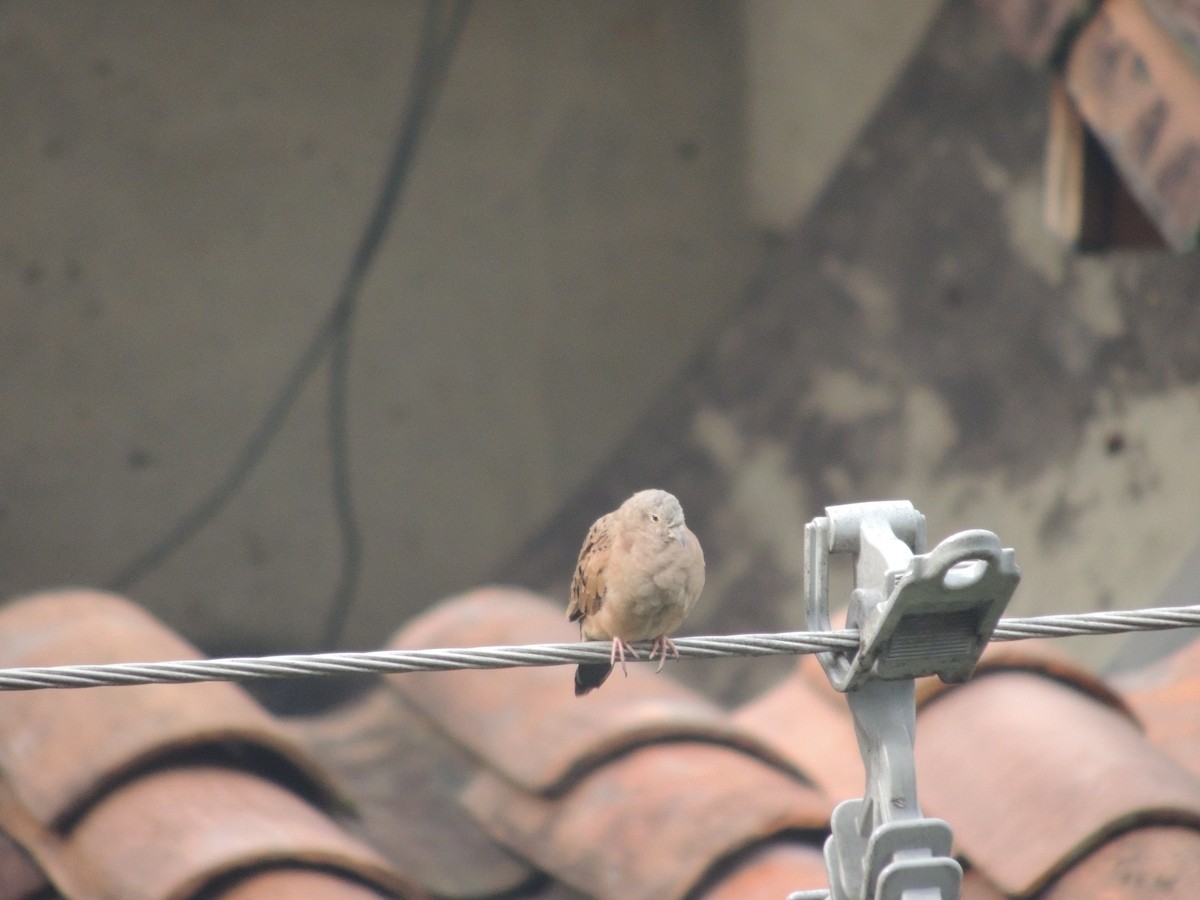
[1065,0,1200,250]
[1044,78,1165,249]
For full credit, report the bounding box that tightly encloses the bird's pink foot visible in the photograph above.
[610,637,640,676]
[647,636,680,673]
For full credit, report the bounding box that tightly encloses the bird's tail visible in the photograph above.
[574,662,613,696]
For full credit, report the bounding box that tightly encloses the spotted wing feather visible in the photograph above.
[567,513,612,624]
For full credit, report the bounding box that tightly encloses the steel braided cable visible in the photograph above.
[0,604,1196,691]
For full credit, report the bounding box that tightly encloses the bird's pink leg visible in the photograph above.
[647,636,680,673]
[610,637,640,676]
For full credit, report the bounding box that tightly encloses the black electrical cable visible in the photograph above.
[319,0,473,649]
[109,1,474,653]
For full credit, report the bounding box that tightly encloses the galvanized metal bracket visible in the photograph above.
[793,500,1020,900]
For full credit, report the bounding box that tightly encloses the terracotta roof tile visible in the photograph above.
[293,683,539,899]
[1115,632,1200,778]
[735,624,1200,897]
[959,869,1009,900]
[0,590,341,827]
[0,829,48,899]
[733,657,863,801]
[215,868,399,899]
[917,671,1200,896]
[462,743,829,900]
[692,842,828,899]
[0,765,414,900]
[1038,825,1200,898]
[8,585,1200,897]
[380,587,834,898]
[381,589,1200,896]
[0,590,422,899]
[734,635,1132,806]
[388,587,810,792]
[915,637,1136,714]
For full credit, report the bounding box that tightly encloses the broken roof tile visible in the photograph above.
[292,684,539,899]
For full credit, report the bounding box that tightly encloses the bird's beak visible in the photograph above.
[673,526,686,546]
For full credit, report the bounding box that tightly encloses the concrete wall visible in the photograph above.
[1,1,938,653]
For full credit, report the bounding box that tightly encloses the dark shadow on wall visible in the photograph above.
[497,0,1200,705]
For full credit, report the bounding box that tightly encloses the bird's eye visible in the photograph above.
[650,513,660,522]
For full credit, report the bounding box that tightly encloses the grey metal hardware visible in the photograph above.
[793,501,1020,900]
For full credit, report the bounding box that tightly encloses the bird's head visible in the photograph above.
[622,489,688,545]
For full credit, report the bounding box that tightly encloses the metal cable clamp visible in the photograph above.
[791,500,1020,900]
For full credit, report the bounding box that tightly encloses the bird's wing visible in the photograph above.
[567,513,612,623]
[682,524,706,613]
